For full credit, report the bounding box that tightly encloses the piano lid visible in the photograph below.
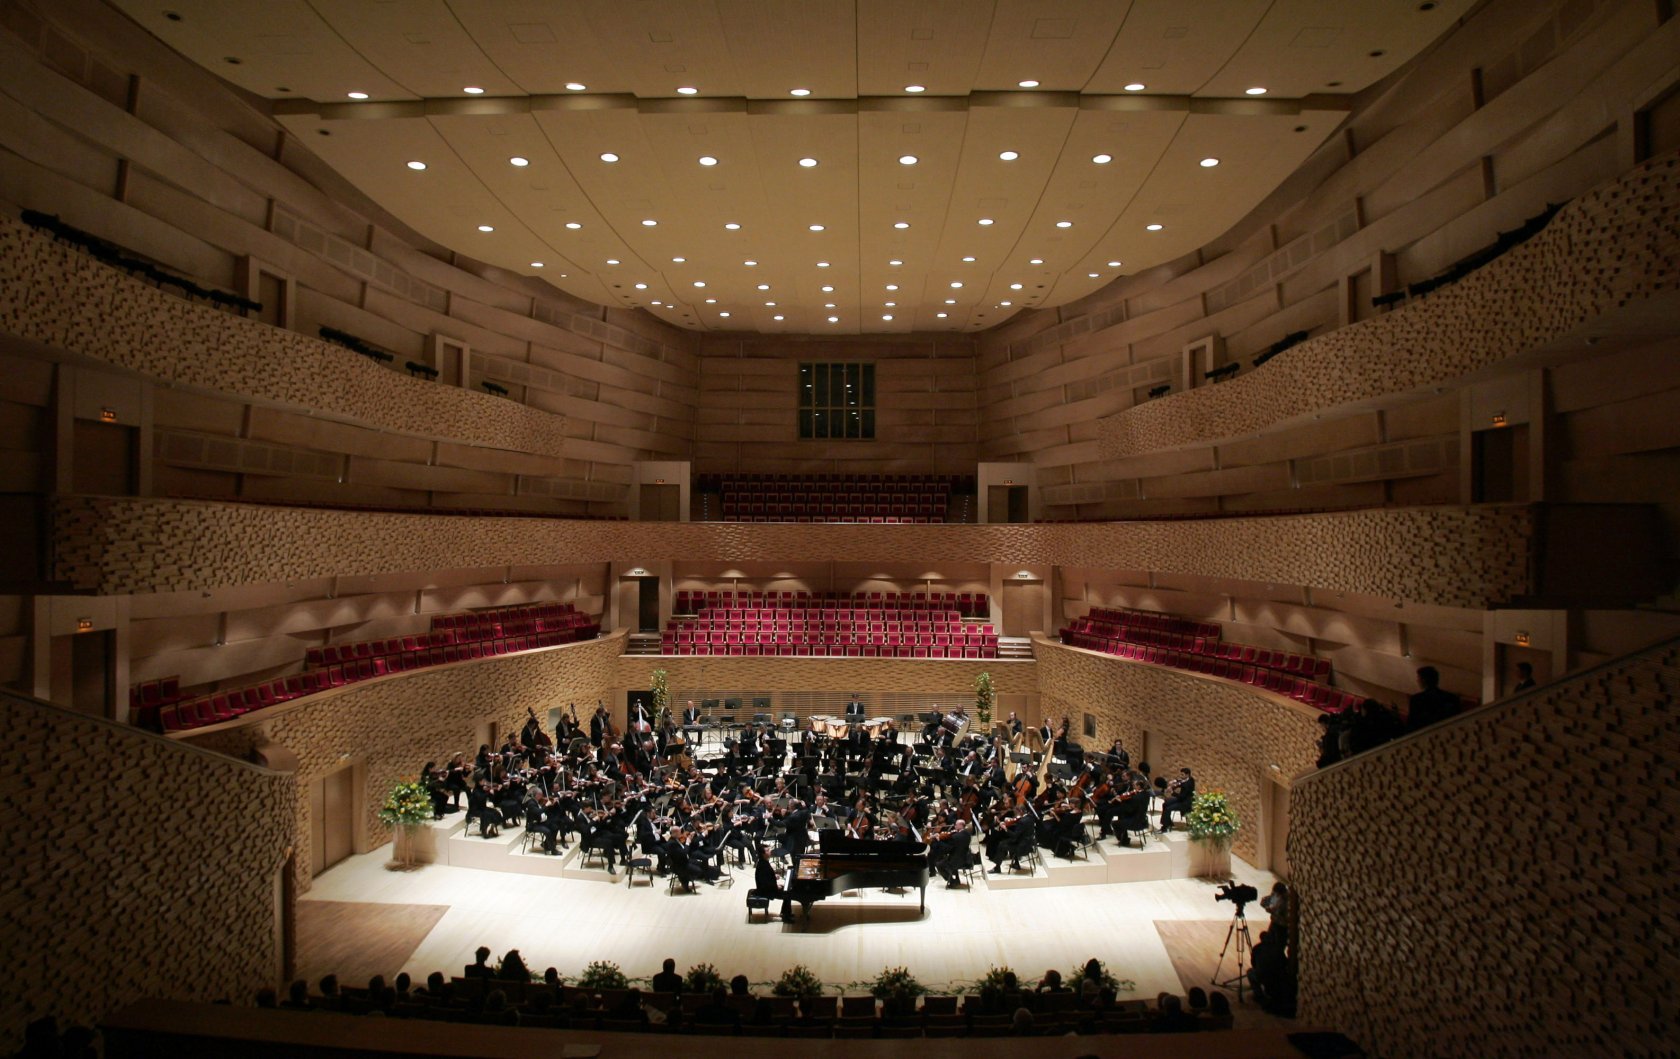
[816,830,926,857]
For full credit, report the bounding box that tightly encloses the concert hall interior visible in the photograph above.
[0,1,1676,1056]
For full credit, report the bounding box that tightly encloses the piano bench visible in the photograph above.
[745,890,772,922]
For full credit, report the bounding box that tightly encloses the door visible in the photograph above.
[310,764,355,877]
[637,577,661,632]
[999,579,1040,637]
[640,483,680,521]
[1266,777,1292,880]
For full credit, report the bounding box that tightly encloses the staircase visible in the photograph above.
[626,633,663,656]
[996,636,1034,660]
[944,492,976,523]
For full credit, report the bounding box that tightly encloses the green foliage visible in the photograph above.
[974,671,996,726]
[974,965,1016,993]
[376,779,433,826]
[1070,958,1135,995]
[771,963,824,999]
[684,962,724,994]
[577,960,628,990]
[650,669,671,728]
[868,965,926,1003]
[1186,789,1240,842]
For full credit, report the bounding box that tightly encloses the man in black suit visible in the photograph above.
[462,946,493,979]
[651,958,683,994]
[753,845,795,921]
[1158,767,1195,833]
[682,700,703,725]
[844,694,866,723]
[1406,665,1461,733]
[589,703,607,748]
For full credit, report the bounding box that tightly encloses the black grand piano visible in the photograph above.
[787,830,929,922]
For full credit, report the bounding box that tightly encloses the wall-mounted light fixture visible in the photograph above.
[653,478,666,485]
[1514,631,1531,646]
[99,408,117,423]
[1491,413,1508,427]
[76,618,93,633]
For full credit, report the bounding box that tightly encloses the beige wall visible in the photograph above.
[1289,636,1680,1059]
[0,690,294,1046]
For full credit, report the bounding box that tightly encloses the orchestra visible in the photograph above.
[417,698,1181,892]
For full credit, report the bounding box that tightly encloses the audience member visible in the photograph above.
[729,974,751,997]
[463,946,493,979]
[254,988,278,1010]
[1150,992,1197,1032]
[1186,986,1208,1014]
[1512,662,1536,692]
[497,949,530,981]
[1010,1007,1036,1036]
[280,979,313,1011]
[693,986,740,1028]
[1346,698,1401,755]
[1035,968,1066,993]
[651,957,683,993]
[1406,665,1461,733]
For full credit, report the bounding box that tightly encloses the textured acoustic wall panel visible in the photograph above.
[615,654,1039,698]
[1100,152,1680,458]
[1032,637,1322,864]
[1289,638,1680,1058]
[0,216,569,456]
[182,633,623,886]
[51,496,1535,609]
[0,691,294,1046]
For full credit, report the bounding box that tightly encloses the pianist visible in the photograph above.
[752,845,795,922]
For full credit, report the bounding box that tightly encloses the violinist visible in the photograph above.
[421,761,451,819]
[984,805,1033,873]
[1158,767,1195,833]
[925,801,970,887]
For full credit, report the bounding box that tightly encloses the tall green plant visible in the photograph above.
[650,668,671,728]
[974,671,996,727]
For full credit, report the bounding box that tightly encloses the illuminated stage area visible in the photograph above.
[299,835,1280,1004]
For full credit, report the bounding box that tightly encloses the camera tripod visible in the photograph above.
[1212,905,1255,1003]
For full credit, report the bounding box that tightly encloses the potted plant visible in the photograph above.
[377,778,434,868]
[1186,789,1240,878]
[1069,958,1135,998]
[868,965,926,1017]
[974,670,995,728]
[650,668,671,730]
[684,962,724,995]
[578,960,629,990]
[772,963,824,1001]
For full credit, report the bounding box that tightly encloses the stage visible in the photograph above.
[299,829,1281,1012]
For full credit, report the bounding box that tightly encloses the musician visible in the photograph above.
[465,779,503,838]
[752,845,795,922]
[682,700,703,726]
[844,694,867,723]
[1007,711,1024,739]
[985,808,1033,873]
[1104,738,1130,773]
[1158,767,1195,833]
[421,761,451,819]
[520,710,544,749]
[589,704,608,748]
[925,801,970,887]
[1037,718,1054,752]
[629,698,652,730]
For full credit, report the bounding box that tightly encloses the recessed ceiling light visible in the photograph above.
[825,302,836,308]
[406,160,427,170]
[698,155,718,166]
[744,260,758,267]
[724,222,741,230]
[565,82,587,91]
[944,298,956,304]
[719,311,731,317]
[816,261,830,268]
[1055,220,1073,228]
[756,283,770,290]
[810,224,827,232]
[1124,83,1146,92]
[828,315,839,322]
[347,91,369,99]
[904,85,925,93]
[1029,258,1044,264]
[893,221,909,229]
[1199,157,1220,168]
[765,301,776,306]
[773,314,785,320]
[1107,260,1122,267]
[1017,79,1039,88]
[1146,223,1164,231]
[882,314,894,321]
[886,284,899,291]
[565,222,582,230]
[884,301,896,307]
[1092,153,1112,164]
[1009,283,1022,290]
[600,152,619,162]
[950,281,963,288]
[898,155,918,165]
[936,312,947,318]
[798,157,819,168]
[1088,273,1099,278]
[672,256,686,263]
[477,224,494,232]
[790,88,810,97]
[509,156,530,167]
[634,282,648,289]
[530,261,544,268]
[998,150,1019,161]
[978,218,993,226]
[693,281,706,287]
[705,298,717,304]
[962,256,976,263]
[463,86,484,95]
[641,219,658,226]
[677,86,698,95]
[1000,300,1012,306]
[1245,86,1267,95]
[888,259,903,266]
[821,285,834,292]
[652,300,663,306]
[606,258,620,265]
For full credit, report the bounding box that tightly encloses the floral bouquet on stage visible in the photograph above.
[379,778,434,868]
[1186,789,1240,843]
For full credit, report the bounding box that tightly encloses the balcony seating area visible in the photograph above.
[662,592,996,658]
[140,602,599,734]
[167,494,627,520]
[1059,607,1359,712]
[698,473,971,523]
[674,589,988,619]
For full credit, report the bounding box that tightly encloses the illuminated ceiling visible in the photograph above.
[116,0,1474,334]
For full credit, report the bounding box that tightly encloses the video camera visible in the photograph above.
[1215,881,1258,910]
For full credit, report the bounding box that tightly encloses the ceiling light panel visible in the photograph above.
[712,0,859,99]
[318,2,516,99]
[1201,0,1476,98]
[854,107,965,311]
[970,1,1130,91]
[854,0,990,97]
[1084,0,1270,95]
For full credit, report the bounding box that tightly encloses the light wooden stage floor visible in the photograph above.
[302,839,1280,1011]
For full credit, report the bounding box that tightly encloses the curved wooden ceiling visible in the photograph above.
[115,0,1474,335]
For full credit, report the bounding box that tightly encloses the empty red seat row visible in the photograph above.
[665,642,998,659]
[128,675,184,710]
[1059,630,1348,712]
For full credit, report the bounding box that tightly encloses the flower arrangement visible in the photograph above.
[684,962,724,995]
[772,963,824,999]
[377,779,434,826]
[1186,789,1240,843]
[577,960,628,990]
[974,965,1016,993]
[974,671,996,727]
[1070,958,1136,996]
[868,965,926,1010]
